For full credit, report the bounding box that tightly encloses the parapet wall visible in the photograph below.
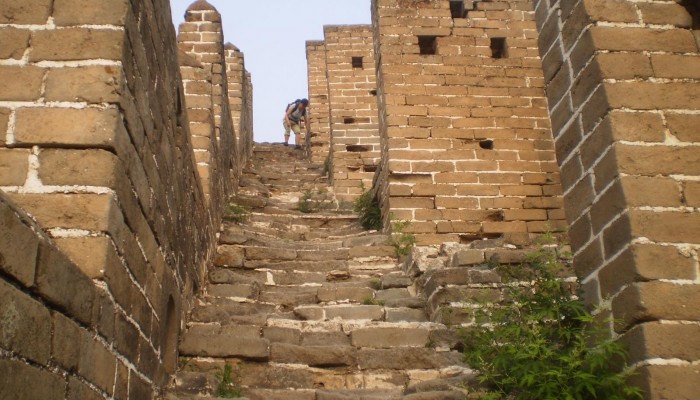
[306,40,332,163]
[371,0,566,245]
[324,25,381,203]
[533,0,700,398]
[0,0,249,397]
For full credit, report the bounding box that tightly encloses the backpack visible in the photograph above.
[285,99,301,114]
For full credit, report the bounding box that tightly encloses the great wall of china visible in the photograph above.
[0,0,698,399]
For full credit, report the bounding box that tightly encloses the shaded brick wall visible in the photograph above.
[177,0,238,198]
[371,0,566,245]
[325,25,381,203]
[225,42,253,172]
[533,1,700,398]
[0,0,230,397]
[306,40,332,163]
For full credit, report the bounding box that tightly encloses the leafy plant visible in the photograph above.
[362,297,385,306]
[462,239,642,400]
[298,187,333,213]
[353,182,382,230]
[224,203,251,223]
[369,278,381,290]
[322,155,331,176]
[390,219,416,257]
[216,363,243,398]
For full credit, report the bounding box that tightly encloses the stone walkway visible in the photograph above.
[164,143,474,399]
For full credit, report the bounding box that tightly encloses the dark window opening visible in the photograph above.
[680,0,700,29]
[490,37,507,58]
[479,139,494,150]
[344,117,356,124]
[364,165,378,173]
[370,89,377,96]
[352,56,364,69]
[418,35,438,55]
[450,1,467,18]
[346,144,372,152]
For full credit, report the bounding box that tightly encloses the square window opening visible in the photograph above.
[352,56,364,69]
[450,1,467,18]
[490,37,507,59]
[418,35,438,55]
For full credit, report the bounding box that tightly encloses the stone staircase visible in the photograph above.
[163,144,475,400]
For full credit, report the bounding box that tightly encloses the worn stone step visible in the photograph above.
[259,285,319,307]
[294,304,385,321]
[207,283,260,299]
[190,301,276,324]
[245,389,316,400]
[179,325,269,360]
[243,259,348,272]
[315,389,403,399]
[356,348,465,370]
[270,343,356,367]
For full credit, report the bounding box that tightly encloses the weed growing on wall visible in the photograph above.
[390,219,416,257]
[224,203,251,223]
[298,187,333,213]
[462,239,642,400]
[216,363,243,398]
[353,182,382,230]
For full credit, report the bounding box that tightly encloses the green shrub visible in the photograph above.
[390,219,416,257]
[353,183,382,230]
[462,239,642,400]
[223,204,251,223]
[362,297,385,306]
[298,187,333,213]
[216,363,242,398]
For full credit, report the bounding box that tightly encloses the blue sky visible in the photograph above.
[169,0,371,144]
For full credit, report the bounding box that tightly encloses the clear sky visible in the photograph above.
[169,0,371,144]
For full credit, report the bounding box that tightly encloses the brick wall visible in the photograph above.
[177,0,239,197]
[533,1,700,398]
[0,0,229,397]
[325,25,381,203]
[306,40,332,163]
[371,0,566,245]
[225,42,253,171]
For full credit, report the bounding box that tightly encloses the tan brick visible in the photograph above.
[45,66,123,103]
[0,108,9,143]
[629,365,700,400]
[620,176,682,208]
[651,54,700,80]
[638,2,693,27]
[68,377,104,400]
[601,110,665,143]
[666,113,700,143]
[623,322,700,364]
[503,209,547,221]
[0,28,31,59]
[482,221,528,233]
[14,107,118,147]
[573,237,603,278]
[599,244,695,297]
[38,149,120,187]
[79,335,117,394]
[605,81,700,110]
[686,182,700,207]
[0,66,44,101]
[0,279,52,364]
[582,0,638,23]
[0,0,52,24]
[589,26,697,53]
[52,0,128,25]
[0,198,40,287]
[613,282,700,331]
[615,144,700,176]
[30,28,124,61]
[351,327,429,348]
[0,148,29,186]
[595,53,652,80]
[53,236,111,279]
[9,193,116,232]
[51,311,83,371]
[629,210,700,244]
[0,359,65,398]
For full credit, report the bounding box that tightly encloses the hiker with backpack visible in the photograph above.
[283,98,310,147]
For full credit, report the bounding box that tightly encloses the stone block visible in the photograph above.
[385,308,427,322]
[357,348,461,370]
[214,245,244,267]
[0,279,51,364]
[0,149,30,186]
[629,210,700,244]
[208,283,258,299]
[270,344,356,367]
[317,287,373,303]
[79,335,117,394]
[622,322,700,364]
[0,65,44,101]
[263,326,301,345]
[51,311,83,371]
[612,282,700,331]
[349,245,396,258]
[0,0,52,24]
[376,288,410,301]
[0,359,65,399]
[29,28,124,61]
[301,331,350,346]
[14,107,119,147]
[179,326,270,360]
[52,236,111,279]
[0,28,30,59]
[52,0,128,25]
[666,113,700,143]
[39,148,121,188]
[67,376,104,400]
[245,246,297,260]
[293,306,325,320]
[630,365,700,400]
[451,249,484,267]
[44,66,123,103]
[0,199,39,286]
[351,327,430,348]
[36,242,97,325]
[326,305,384,321]
[589,26,697,53]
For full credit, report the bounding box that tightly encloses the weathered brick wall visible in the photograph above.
[225,42,253,172]
[325,25,381,203]
[244,70,254,160]
[306,40,332,163]
[0,0,225,397]
[533,1,700,398]
[177,0,238,198]
[371,0,566,245]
